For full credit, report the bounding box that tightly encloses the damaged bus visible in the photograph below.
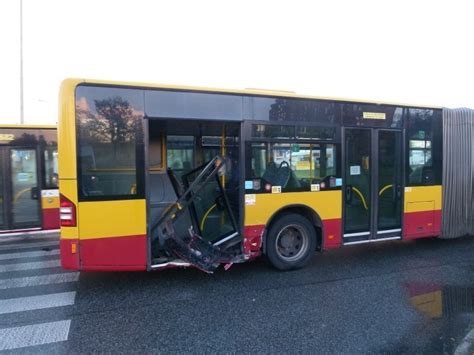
[58,79,474,272]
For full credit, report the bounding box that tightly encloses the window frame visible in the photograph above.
[75,84,146,202]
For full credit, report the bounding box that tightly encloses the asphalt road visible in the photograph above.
[1,232,474,353]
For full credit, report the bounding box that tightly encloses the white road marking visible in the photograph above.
[0,291,76,315]
[0,240,58,251]
[0,320,71,351]
[0,249,60,261]
[0,259,60,273]
[454,328,474,355]
[0,230,59,240]
[0,272,79,290]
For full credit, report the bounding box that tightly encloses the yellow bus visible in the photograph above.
[0,124,59,234]
[58,79,473,272]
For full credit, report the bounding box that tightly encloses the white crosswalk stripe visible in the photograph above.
[0,320,71,351]
[0,232,78,351]
[0,240,58,251]
[0,259,60,273]
[0,291,76,315]
[0,249,60,261]
[0,272,79,290]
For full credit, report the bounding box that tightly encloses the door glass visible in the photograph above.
[377,131,402,230]
[344,129,371,234]
[182,162,238,243]
[11,149,40,227]
[166,136,194,177]
[0,151,4,228]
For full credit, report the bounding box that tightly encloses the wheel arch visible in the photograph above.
[262,204,324,254]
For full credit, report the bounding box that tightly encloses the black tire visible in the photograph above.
[266,213,317,270]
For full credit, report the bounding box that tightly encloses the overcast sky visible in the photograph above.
[0,0,473,125]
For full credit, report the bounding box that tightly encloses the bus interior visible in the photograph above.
[147,119,244,271]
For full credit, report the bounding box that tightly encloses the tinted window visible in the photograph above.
[295,126,336,140]
[0,128,56,147]
[251,124,337,141]
[342,104,404,128]
[406,108,442,185]
[76,85,145,200]
[245,97,338,125]
[247,142,339,192]
[252,125,294,139]
[166,136,195,177]
[145,90,243,121]
[44,147,58,188]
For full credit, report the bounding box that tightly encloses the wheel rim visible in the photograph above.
[275,223,309,262]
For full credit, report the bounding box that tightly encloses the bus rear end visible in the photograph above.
[59,80,148,271]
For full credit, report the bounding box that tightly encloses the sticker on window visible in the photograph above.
[350,166,361,175]
[272,186,282,194]
[245,180,253,190]
[311,184,320,192]
[335,178,342,186]
[245,194,256,205]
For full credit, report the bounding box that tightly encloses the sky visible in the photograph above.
[0,0,473,125]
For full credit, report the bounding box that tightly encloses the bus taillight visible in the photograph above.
[60,194,76,227]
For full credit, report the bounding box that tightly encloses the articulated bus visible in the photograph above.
[58,79,474,272]
[0,125,59,234]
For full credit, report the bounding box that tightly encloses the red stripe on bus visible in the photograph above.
[42,208,60,230]
[244,225,265,256]
[403,210,442,240]
[322,218,342,249]
[60,239,80,270]
[79,235,147,271]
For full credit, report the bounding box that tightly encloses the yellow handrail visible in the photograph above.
[200,203,217,231]
[378,184,393,196]
[351,186,368,210]
[14,188,32,203]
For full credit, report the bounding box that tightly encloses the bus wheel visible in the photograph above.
[266,213,316,270]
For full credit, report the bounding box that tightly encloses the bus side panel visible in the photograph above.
[244,190,342,254]
[403,185,442,239]
[77,199,147,270]
[79,235,147,271]
[41,190,59,230]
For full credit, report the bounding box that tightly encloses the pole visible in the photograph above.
[19,0,24,124]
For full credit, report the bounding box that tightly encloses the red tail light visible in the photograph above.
[60,194,76,227]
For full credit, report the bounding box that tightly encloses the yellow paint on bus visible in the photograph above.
[244,190,342,226]
[78,199,147,240]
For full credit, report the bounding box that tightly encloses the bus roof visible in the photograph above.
[62,78,443,110]
[0,124,56,129]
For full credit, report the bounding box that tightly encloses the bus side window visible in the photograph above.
[248,142,338,191]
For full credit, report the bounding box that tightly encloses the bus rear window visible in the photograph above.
[76,85,145,200]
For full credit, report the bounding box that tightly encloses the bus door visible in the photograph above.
[0,147,41,231]
[343,128,403,244]
[151,157,242,272]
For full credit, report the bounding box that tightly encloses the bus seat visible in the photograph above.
[273,166,291,188]
[262,162,278,184]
